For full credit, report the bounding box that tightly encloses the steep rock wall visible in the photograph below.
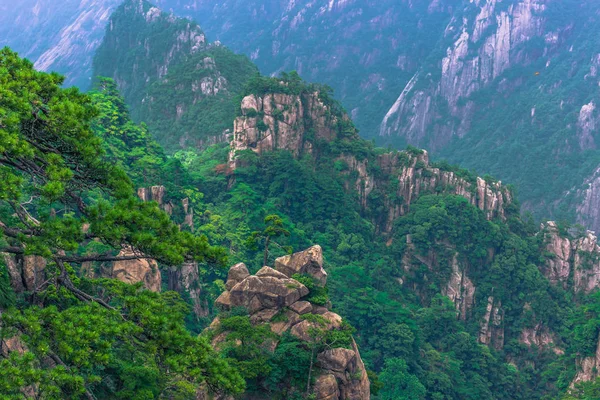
[541,221,600,293]
[380,0,548,147]
[229,92,512,233]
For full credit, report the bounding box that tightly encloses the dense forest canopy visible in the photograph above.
[3,0,600,396]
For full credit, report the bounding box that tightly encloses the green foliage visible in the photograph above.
[378,358,426,400]
[0,48,241,398]
[0,257,15,309]
[562,378,600,399]
[93,1,258,153]
[292,274,329,306]
[1,280,245,398]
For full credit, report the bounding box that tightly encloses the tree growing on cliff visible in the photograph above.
[0,48,242,398]
[246,214,291,266]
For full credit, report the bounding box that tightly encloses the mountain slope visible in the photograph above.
[7,0,600,232]
[378,0,600,230]
[93,0,258,151]
[0,0,122,88]
[146,0,600,232]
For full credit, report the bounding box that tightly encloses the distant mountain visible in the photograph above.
[6,0,600,232]
[92,0,257,151]
[0,0,122,87]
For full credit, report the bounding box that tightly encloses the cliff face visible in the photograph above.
[380,0,548,145]
[0,0,122,88]
[178,0,459,140]
[210,245,370,400]
[229,92,340,169]
[229,91,512,233]
[541,221,600,294]
[1,253,47,294]
[136,185,210,317]
[93,0,207,107]
[376,0,600,233]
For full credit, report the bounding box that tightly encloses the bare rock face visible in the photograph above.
[1,253,46,293]
[178,262,209,318]
[217,266,309,313]
[225,263,250,290]
[479,296,505,350]
[228,92,340,170]
[229,91,512,234]
[208,247,370,399]
[137,185,194,230]
[541,221,600,293]
[2,253,24,293]
[573,335,600,386]
[576,167,600,236]
[442,255,476,321]
[111,249,161,292]
[314,374,340,400]
[275,245,327,286]
[520,323,563,355]
[541,222,572,287]
[380,0,547,146]
[343,151,511,233]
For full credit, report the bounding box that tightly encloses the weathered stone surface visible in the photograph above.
[229,90,511,235]
[573,333,600,386]
[478,296,504,350]
[22,255,47,292]
[0,335,27,357]
[380,0,546,146]
[179,262,209,318]
[111,249,161,292]
[314,374,340,400]
[291,312,343,342]
[227,273,308,313]
[520,324,563,355]
[275,245,327,286]
[541,221,600,294]
[225,263,250,290]
[250,308,280,324]
[255,266,289,280]
[207,247,370,399]
[317,348,357,373]
[1,253,24,293]
[270,309,301,336]
[229,92,337,170]
[215,291,232,309]
[441,254,475,321]
[289,300,313,315]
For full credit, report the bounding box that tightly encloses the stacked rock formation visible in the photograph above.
[212,245,370,400]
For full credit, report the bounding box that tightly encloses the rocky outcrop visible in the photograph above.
[94,0,206,104]
[442,255,476,322]
[577,102,597,150]
[337,149,511,233]
[1,253,47,293]
[541,221,600,293]
[111,248,162,292]
[575,168,600,235]
[573,335,600,386]
[479,296,505,350]
[216,265,309,313]
[210,246,370,399]
[520,323,563,355]
[229,92,340,170]
[380,0,547,146]
[274,245,327,286]
[229,92,512,233]
[137,185,194,230]
[137,185,212,316]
